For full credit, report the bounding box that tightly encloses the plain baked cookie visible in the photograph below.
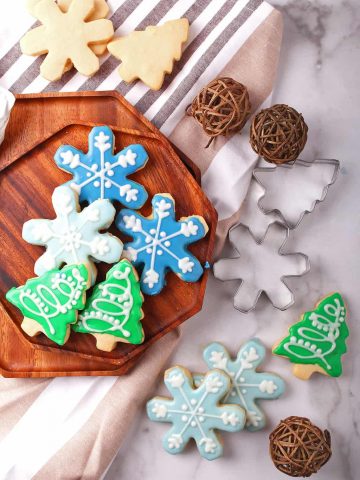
[108,18,189,90]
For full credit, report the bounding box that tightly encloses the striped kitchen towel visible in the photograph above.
[0,1,282,478]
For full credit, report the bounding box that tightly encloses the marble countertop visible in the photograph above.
[106,1,360,479]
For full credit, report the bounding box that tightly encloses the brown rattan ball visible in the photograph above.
[250,104,308,164]
[186,77,251,148]
[269,416,332,477]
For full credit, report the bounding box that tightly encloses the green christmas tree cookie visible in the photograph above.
[6,264,89,345]
[273,292,348,379]
[72,259,144,352]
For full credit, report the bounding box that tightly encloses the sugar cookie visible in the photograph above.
[273,293,348,379]
[6,264,89,345]
[196,340,285,431]
[147,366,245,460]
[22,185,123,285]
[72,259,144,351]
[21,0,114,81]
[117,193,208,295]
[54,126,149,208]
[108,18,189,90]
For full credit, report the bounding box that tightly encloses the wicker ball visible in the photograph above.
[186,77,251,148]
[250,104,308,164]
[269,416,332,477]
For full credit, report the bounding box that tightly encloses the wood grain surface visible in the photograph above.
[0,91,217,377]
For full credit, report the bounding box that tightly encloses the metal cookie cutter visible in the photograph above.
[213,222,310,313]
[253,158,340,230]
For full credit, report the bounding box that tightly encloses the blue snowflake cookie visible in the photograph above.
[147,366,245,460]
[117,193,208,295]
[54,125,149,208]
[196,339,285,431]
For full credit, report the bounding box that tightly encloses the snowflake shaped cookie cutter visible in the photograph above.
[20,0,114,81]
[22,185,123,285]
[194,340,285,431]
[117,193,208,295]
[55,126,149,208]
[253,158,340,231]
[213,223,310,312]
[147,366,245,460]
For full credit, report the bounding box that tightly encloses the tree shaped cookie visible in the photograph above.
[26,0,110,56]
[194,340,285,431]
[6,264,89,345]
[72,259,144,351]
[21,0,114,81]
[55,126,149,207]
[108,18,189,90]
[147,366,245,460]
[117,194,208,295]
[273,293,348,379]
[213,224,309,312]
[22,185,122,285]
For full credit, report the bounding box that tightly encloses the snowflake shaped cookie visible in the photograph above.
[196,340,285,431]
[55,126,149,208]
[147,366,245,460]
[213,224,309,312]
[22,185,122,285]
[20,0,114,81]
[117,194,208,295]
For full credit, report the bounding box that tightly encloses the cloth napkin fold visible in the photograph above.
[0,1,282,478]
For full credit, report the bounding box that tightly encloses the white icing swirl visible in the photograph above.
[0,86,15,145]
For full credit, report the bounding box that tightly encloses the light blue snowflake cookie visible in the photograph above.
[22,185,123,285]
[196,339,285,431]
[54,126,149,208]
[147,366,245,460]
[117,193,208,295]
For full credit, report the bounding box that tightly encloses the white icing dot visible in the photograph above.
[160,232,166,237]
[94,180,100,187]
[105,180,111,189]
[181,415,188,422]
[150,229,156,234]
[114,320,120,325]
[146,248,152,254]
[199,416,205,422]
[239,377,245,382]
[198,407,204,413]
[164,241,171,247]
[242,389,247,394]
[91,164,98,171]
[181,404,188,411]
[145,236,152,243]
[190,399,197,405]
[86,172,91,177]
[190,421,196,427]
[157,250,163,256]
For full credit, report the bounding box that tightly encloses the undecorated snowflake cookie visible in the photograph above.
[6,264,89,345]
[117,193,208,295]
[22,185,123,285]
[147,366,245,460]
[54,126,149,207]
[72,259,144,351]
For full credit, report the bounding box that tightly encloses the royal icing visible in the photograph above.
[117,194,208,295]
[147,366,245,460]
[73,259,144,347]
[273,293,348,378]
[6,264,89,345]
[195,340,285,431]
[22,185,123,285]
[54,126,149,207]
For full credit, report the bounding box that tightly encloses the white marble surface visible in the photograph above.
[106,1,360,478]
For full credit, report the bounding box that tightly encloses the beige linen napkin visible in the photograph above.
[0,1,282,478]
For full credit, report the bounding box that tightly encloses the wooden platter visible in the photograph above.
[0,91,217,377]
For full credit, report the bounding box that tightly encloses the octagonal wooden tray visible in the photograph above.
[0,91,217,377]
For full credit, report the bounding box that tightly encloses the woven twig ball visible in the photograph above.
[269,416,332,477]
[250,104,308,164]
[186,77,251,148]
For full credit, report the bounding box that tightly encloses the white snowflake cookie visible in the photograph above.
[22,185,123,285]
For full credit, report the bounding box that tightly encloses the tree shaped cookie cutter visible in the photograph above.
[253,158,340,231]
[213,223,310,313]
